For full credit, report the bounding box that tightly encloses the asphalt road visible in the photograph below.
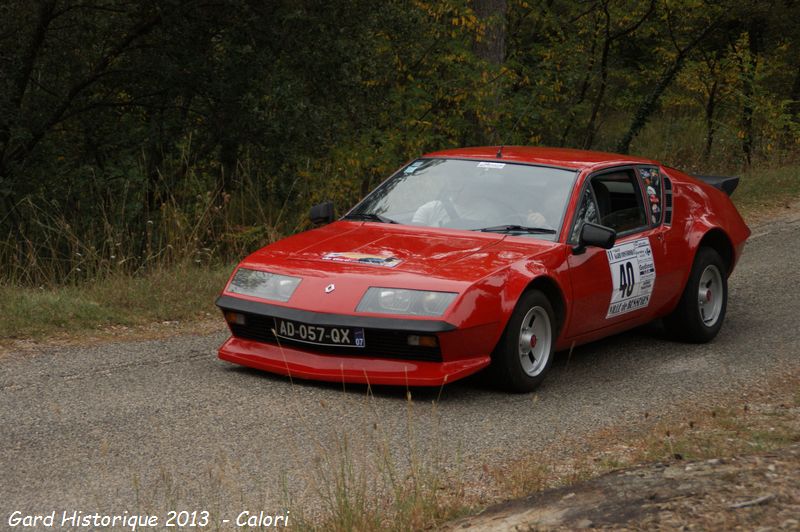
[2,209,799,526]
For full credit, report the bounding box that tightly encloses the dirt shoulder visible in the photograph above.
[0,316,226,357]
[446,373,800,531]
[449,445,800,531]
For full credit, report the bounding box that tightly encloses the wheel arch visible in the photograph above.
[697,228,735,276]
[522,275,566,334]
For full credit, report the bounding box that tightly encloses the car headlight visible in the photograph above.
[356,288,457,317]
[226,268,301,302]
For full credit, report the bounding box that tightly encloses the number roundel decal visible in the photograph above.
[606,237,656,318]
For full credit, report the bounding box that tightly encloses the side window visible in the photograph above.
[591,170,647,234]
[639,166,662,225]
[569,186,600,242]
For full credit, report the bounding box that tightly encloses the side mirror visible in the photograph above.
[573,222,616,255]
[309,201,334,225]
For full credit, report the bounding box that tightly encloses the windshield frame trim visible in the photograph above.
[414,156,579,173]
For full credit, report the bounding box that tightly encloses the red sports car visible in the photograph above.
[216,147,750,392]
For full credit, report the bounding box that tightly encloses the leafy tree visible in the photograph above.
[0,0,798,283]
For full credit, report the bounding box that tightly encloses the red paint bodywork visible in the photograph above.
[217,147,750,386]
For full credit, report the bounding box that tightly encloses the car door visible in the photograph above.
[565,167,668,337]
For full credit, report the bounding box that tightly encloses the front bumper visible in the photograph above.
[218,336,490,386]
[216,294,493,386]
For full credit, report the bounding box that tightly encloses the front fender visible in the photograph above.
[446,245,572,352]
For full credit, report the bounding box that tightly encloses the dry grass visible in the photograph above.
[732,164,800,217]
[285,389,476,532]
[437,372,800,531]
[0,263,230,342]
[490,372,800,504]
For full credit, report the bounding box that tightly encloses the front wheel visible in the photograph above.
[491,290,556,393]
[664,246,728,343]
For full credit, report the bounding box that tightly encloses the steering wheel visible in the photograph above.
[439,195,463,226]
[483,197,532,226]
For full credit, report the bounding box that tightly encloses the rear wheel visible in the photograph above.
[491,290,556,393]
[664,247,727,343]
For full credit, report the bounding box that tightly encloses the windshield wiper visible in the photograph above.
[476,224,556,234]
[344,212,398,224]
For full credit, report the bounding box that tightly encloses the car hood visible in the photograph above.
[244,221,558,284]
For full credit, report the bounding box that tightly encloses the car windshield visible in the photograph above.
[346,158,578,241]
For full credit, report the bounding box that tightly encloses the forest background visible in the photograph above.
[1,0,799,335]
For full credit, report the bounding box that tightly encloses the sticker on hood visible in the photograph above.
[322,252,402,268]
[606,237,656,318]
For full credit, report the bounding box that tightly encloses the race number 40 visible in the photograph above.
[605,238,656,318]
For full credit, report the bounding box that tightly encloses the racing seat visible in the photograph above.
[593,180,646,232]
[592,181,612,220]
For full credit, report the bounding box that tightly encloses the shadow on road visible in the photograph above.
[219,319,673,402]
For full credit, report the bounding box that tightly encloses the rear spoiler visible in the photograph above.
[693,175,740,196]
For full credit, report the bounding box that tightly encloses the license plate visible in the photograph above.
[273,318,365,348]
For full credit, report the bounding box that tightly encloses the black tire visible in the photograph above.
[664,247,728,343]
[490,290,556,393]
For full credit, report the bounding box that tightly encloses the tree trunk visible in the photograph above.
[560,20,598,147]
[616,20,717,154]
[584,21,611,150]
[143,111,165,219]
[704,80,718,160]
[788,62,800,123]
[781,62,800,150]
[740,21,763,166]
[472,0,507,64]
[218,137,239,193]
[615,54,686,154]
[583,0,655,150]
[740,79,755,166]
[0,1,56,161]
[470,0,507,145]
